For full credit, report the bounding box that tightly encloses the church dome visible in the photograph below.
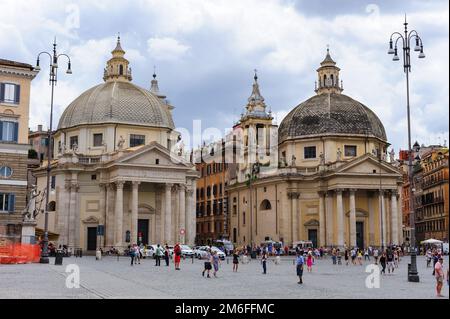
[57,36,175,130]
[57,81,175,130]
[278,49,386,143]
[278,93,387,143]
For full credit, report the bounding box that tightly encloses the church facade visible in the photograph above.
[227,50,403,249]
[34,38,198,252]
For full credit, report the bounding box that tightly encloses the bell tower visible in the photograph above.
[315,47,343,95]
[103,35,132,82]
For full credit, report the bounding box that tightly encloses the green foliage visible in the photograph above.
[28,149,38,159]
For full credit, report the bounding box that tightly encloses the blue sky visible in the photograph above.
[0,0,448,153]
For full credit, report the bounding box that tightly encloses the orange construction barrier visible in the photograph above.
[0,243,41,264]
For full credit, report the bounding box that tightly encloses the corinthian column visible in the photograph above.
[318,191,326,247]
[186,187,195,245]
[165,183,173,244]
[115,181,125,248]
[325,191,333,246]
[179,184,186,244]
[98,183,107,248]
[131,181,140,245]
[390,190,399,245]
[379,190,386,248]
[288,188,299,244]
[105,183,115,247]
[349,189,357,248]
[336,189,344,248]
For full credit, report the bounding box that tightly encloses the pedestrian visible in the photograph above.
[296,252,305,284]
[134,244,141,264]
[261,250,268,274]
[337,249,342,265]
[379,252,387,275]
[432,252,439,276]
[174,243,182,270]
[129,245,135,266]
[350,248,356,265]
[357,249,363,265]
[164,244,170,266]
[212,251,220,277]
[344,249,349,266]
[331,248,337,265]
[386,249,394,273]
[373,248,379,265]
[364,248,370,261]
[306,251,314,272]
[155,244,163,266]
[426,249,432,268]
[393,250,399,268]
[232,250,239,272]
[434,257,445,297]
[201,249,212,278]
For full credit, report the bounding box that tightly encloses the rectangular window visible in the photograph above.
[130,134,145,147]
[0,121,18,142]
[93,133,103,147]
[0,83,20,104]
[304,146,316,159]
[51,176,56,189]
[0,193,15,212]
[344,145,357,157]
[69,136,78,149]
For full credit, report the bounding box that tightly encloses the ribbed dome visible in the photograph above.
[57,81,175,130]
[278,93,386,143]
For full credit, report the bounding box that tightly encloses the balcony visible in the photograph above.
[78,156,101,165]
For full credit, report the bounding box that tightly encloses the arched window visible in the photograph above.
[331,74,334,86]
[260,199,272,210]
[119,64,124,75]
[0,166,12,178]
[48,201,56,211]
[323,74,327,86]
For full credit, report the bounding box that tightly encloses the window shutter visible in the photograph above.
[14,85,20,103]
[0,83,5,102]
[0,121,3,141]
[13,122,19,142]
[8,194,16,212]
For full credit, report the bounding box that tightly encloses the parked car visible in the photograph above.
[214,240,234,255]
[210,246,226,260]
[180,245,194,257]
[193,246,210,259]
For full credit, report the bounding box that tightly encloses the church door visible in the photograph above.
[308,229,318,248]
[356,222,364,249]
[138,219,149,245]
[87,227,97,251]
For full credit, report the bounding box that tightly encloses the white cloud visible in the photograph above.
[147,37,190,61]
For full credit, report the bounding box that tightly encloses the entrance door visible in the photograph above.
[87,227,97,251]
[356,222,364,249]
[137,219,149,245]
[308,229,318,248]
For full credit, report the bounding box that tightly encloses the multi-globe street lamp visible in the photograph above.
[387,16,425,282]
[34,38,72,263]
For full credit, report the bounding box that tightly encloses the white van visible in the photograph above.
[443,243,449,255]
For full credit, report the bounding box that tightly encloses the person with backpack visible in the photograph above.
[164,244,170,266]
[155,244,163,266]
[174,243,182,270]
[296,252,305,284]
[386,249,395,273]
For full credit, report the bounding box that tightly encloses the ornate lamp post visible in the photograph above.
[34,38,72,263]
[387,16,425,282]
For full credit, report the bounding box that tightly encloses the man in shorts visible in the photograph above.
[434,257,445,297]
[387,249,395,273]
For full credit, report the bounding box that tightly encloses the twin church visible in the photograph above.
[34,38,403,252]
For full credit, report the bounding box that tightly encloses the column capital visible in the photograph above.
[179,183,187,191]
[335,188,344,195]
[287,191,300,199]
[107,183,115,191]
[132,181,141,187]
[318,190,326,197]
[70,182,79,192]
[325,190,333,197]
[390,189,398,196]
[349,188,357,194]
[64,180,71,190]
[186,188,194,196]
[115,180,125,189]
[99,182,107,190]
[166,183,173,190]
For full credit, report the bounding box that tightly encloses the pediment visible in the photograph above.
[335,154,401,176]
[116,141,191,168]
[304,219,320,227]
[82,216,99,224]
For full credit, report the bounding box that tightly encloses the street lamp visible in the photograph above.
[35,38,72,263]
[387,15,425,282]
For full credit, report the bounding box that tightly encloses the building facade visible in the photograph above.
[194,140,229,245]
[415,147,449,243]
[0,59,37,243]
[34,38,198,252]
[28,125,52,163]
[227,50,403,249]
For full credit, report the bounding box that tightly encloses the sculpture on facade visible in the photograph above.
[389,148,395,163]
[336,148,342,161]
[290,155,297,167]
[319,152,325,165]
[117,136,125,150]
[22,185,45,220]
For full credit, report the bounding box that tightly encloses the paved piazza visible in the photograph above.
[0,255,448,299]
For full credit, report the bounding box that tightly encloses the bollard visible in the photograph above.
[192,255,194,264]
[227,257,229,264]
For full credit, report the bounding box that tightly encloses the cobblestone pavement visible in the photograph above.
[0,255,448,299]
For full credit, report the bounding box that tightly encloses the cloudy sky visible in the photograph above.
[0,0,448,153]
